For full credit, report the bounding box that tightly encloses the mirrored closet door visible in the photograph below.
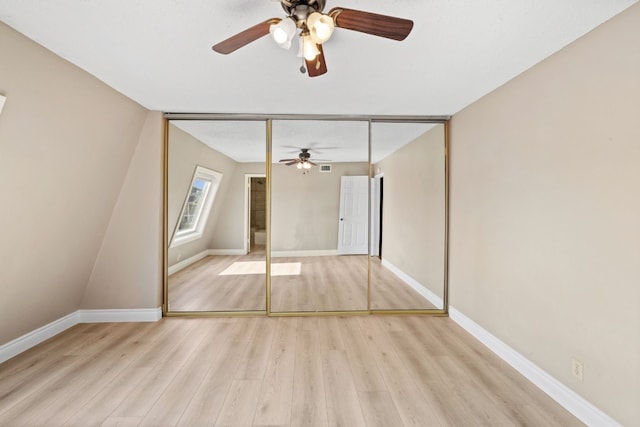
[270,120,370,313]
[164,115,449,315]
[370,122,447,311]
[166,120,267,313]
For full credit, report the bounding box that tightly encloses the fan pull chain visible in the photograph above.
[300,57,307,74]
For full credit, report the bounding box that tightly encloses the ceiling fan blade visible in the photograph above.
[306,44,327,77]
[329,8,413,41]
[279,158,297,162]
[285,160,299,166]
[308,161,318,166]
[212,18,280,54]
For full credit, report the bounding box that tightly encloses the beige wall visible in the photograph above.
[272,162,369,252]
[0,22,149,343]
[375,125,446,299]
[449,4,640,425]
[81,111,163,309]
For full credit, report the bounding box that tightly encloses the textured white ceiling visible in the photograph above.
[1,0,637,116]
[171,119,437,163]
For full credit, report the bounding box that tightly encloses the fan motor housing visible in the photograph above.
[281,0,326,21]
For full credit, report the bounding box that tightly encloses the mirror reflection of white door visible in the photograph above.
[338,176,369,254]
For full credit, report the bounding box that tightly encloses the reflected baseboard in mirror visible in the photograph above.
[370,257,439,310]
[269,254,439,313]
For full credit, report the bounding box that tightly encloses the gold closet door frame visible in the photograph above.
[163,114,451,318]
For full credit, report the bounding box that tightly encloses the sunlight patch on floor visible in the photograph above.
[219,261,301,276]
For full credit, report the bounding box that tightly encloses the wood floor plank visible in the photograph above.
[109,320,205,418]
[100,416,142,426]
[214,379,262,426]
[359,317,443,427]
[64,320,191,425]
[139,321,232,426]
[337,317,387,392]
[234,317,277,380]
[316,316,345,351]
[0,316,585,427]
[291,328,328,427]
[357,391,404,427]
[177,318,257,425]
[322,350,366,427]
[0,322,157,425]
[253,318,298,426]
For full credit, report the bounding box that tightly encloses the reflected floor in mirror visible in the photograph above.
[168,247,267,312]
[370,257,440,310]
[169,250,437,313]
[271,255,369,312]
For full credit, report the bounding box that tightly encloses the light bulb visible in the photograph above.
[272,28,288,44]
[303,162,311,169]
[302,35,320,61]
[297,162,303,169]
[269,18,296,49]
[307,12,335,44]
[315,22,331,40]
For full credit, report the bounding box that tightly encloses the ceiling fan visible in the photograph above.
[212,0,414,77]
[279,148,329,170]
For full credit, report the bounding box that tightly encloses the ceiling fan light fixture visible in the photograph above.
[307,12,335,44]
[270,17,297,49]
[297,162,303,169]
[303,161,312,169]
[301,34,320,61]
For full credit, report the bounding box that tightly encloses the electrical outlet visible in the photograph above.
[571,358,584,381]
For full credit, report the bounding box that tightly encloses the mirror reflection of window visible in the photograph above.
[172,166,222,248]
[178,179,208,232]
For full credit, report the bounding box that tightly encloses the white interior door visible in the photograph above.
[338,176,369,255]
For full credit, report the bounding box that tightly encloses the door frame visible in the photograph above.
[244,173,266,255]
[371,173,384,257]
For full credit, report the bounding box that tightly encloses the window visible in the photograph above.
[171,166,222,247]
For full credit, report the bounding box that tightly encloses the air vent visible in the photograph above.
[319,164,332,173]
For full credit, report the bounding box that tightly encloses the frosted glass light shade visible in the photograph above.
[307,12,335,44]
[302,35,320,61]
[269,18,297,49]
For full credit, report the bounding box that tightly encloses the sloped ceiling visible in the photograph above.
[1,0,637,116]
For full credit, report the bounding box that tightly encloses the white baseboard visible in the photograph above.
[77,307,162,323]
[168,251,209,275]
[208,249,246,256]
[271,249,339,258]
[380,259,443,308]
[449,306,622,427]
[0,311,78,364]
[0,307,162,364]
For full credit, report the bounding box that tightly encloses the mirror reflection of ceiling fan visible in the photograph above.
[212,0,414,77]
[279,148,330,170]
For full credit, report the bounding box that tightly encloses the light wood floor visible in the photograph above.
[0,316,583,426]
[169,249,437,312]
